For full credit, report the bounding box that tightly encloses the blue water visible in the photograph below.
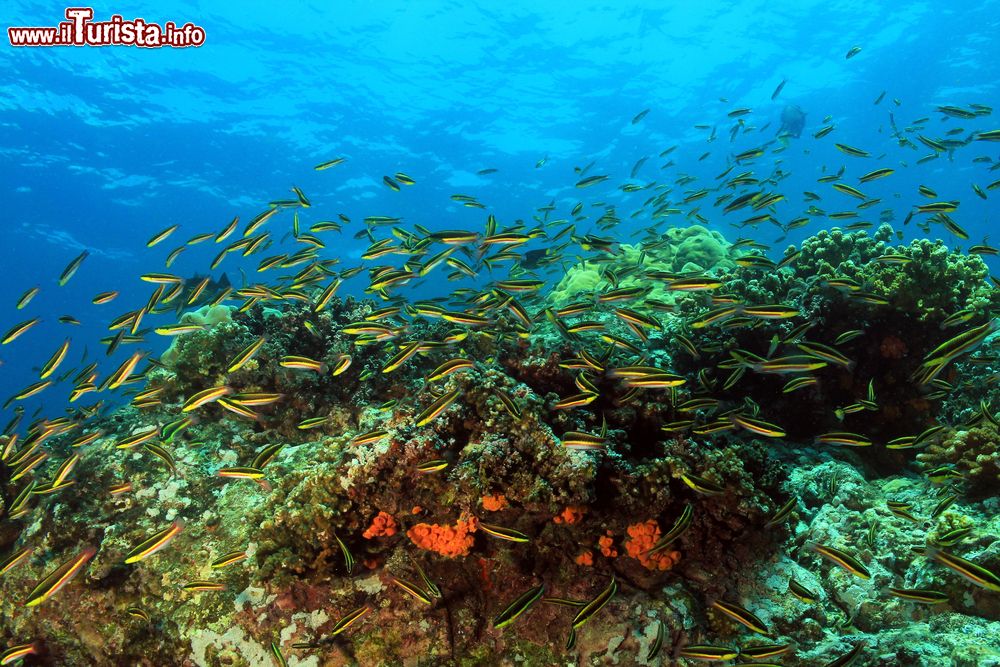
[0,0,997,416]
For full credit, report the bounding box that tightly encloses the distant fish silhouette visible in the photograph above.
[521,249,547,269]
[777,104,806,139]
[169,272,232,315]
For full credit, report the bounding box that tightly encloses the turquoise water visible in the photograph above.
[2,1,997,408]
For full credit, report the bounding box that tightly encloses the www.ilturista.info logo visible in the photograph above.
[8,7,205,48]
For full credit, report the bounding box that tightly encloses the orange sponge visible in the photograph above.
[624,520,681,571]
[362,511,398,539]
[481,494,508,511]
[553,505,586,525]
[407,516,478,557]
[599,531,618,558]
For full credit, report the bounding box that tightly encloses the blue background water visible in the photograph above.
[0,0,997,417]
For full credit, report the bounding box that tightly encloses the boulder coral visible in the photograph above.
[917,424,1000,499]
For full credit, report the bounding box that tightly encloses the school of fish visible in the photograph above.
[0,75,999,666]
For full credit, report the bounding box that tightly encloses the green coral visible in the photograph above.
[668,224,734,272]
[184,304,235,327]
[548,224,739,305]
[790,224,997,321]
[161,304,234,367]
[548,263,604,303]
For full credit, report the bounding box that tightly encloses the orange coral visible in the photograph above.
[362,511,398,539]
[575,551,594,566]
[624,520,681,571]
[407,516,478,557]
[411,505,423,514]
[553,505,586,524]
[481,494,508,512]
[599,531,618,557]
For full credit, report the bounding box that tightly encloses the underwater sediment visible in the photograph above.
[1,209,999,666]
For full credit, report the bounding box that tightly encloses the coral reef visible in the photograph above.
[1,221,997,667]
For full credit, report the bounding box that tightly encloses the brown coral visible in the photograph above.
[880,335,907,359]
[917,424,1000,498]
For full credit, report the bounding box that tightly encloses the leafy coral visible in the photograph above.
[548,224,739,305]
